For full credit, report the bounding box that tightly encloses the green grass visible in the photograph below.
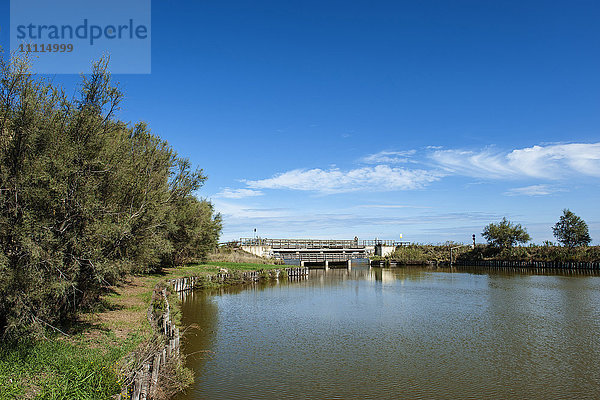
[207,248,284,265]
[0,261,286,399]
[459,244,600,263]
[0,333,142,400]
[204,261,283,270]
[387,244,600,264]
[162,261,283,278]
[388,244,470,264]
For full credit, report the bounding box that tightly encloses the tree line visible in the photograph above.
[388,210,595,264]
[0,55,221,340]
[482,209,591,249]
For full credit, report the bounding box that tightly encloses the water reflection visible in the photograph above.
[176,267,600,400]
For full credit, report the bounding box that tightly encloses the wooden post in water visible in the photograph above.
[132,372,142,400]
[450,245,465,268]
[140,363,150,400]
[151,353,160,390]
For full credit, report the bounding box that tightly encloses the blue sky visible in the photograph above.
[1,0,599,243]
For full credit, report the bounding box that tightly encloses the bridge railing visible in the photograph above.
[239,238,410,248]
[240,238,360,248]
[279,253,364,262]
[361,240,409,247]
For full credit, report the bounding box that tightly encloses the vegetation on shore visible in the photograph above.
[459,244,600,263]
[0,53,235,399]
[482,217,531,248]
[0,53,221,340]
[387,211,596,265]
[385,243,470,264]
[385,243,600,265]
[0,259,283,399]
[552,209,592,248]
[207,247,284,265]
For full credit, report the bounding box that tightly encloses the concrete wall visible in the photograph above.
[241,245,272,258]
[381,246,396,257]
[374,244,396,257]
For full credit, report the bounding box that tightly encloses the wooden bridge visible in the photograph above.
[239,237,408,268]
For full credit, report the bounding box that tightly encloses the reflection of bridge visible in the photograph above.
[239,238,408,268]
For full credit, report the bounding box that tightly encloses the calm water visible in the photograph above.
[175,266,600,399]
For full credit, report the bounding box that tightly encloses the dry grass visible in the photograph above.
[79,276,152,342]
[1,261,284,399]
[207,248,284,264]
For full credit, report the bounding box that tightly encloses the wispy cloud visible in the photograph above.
[219,210,505,241]
[504,184,564,196]
[233,142,599,197]
[357,204,432,209]
[430,143,600,179]
[244,165,441,194]
[360,150,416,164]
[215,188,264,199]
[212,200,287,218]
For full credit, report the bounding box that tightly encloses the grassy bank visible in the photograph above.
[458,244,600,263]
[0,260,282,400]
[386,244,600,265]
[386,243,471,264]
[207,247,284,265]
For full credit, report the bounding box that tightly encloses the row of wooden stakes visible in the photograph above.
[117,287,180,400]
[371,259,600,270]
[453,260,600,269]
[167,267,310,292]
[117,267,310,399]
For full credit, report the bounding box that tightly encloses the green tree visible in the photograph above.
[162,158,222,267]
[482,217,531,248]
[0,53,221,339]
[552,209,591,248]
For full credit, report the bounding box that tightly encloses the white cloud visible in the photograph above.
[504,184,564,196]
[361,150,416,164]
[215,188,264,199]
[212,200,287,218]
[244,165,441,194]
[431,143,600,179]
[218,210,505,242]
[231,142,599,197]
[357,204,432,209]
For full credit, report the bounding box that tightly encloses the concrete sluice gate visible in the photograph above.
[240,237,401,265]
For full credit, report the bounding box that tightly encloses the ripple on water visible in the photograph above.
[176,268,600,400]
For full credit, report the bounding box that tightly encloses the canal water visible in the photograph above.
[175,266,600,399]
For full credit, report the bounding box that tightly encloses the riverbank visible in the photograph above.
[0,261,282,400]
[382,244,600,266]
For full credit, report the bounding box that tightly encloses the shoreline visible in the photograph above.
[375,244,600,268]
[121,266,309,399]
[0,261,288,400]
[371,258,600,270]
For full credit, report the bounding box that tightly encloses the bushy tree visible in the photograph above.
[552,209,591,248]
[482,218,531,248]
[0,54,221,339]
[163,158,222,267]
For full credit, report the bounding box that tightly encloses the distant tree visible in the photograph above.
[552,209,591,248]
[482,218,531,248]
